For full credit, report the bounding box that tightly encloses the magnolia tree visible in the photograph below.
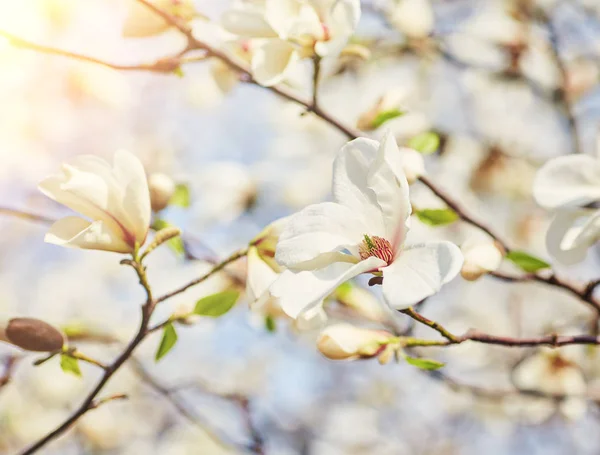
[1,0,600,454]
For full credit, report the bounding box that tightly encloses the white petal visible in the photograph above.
[317,323,391,360]
[533,155,600,209]
[295,306,328,330]
[270,256,385,319]
[512,354,548,390]
[265,0,304,37]
[221,8,278,38]
[275,202,368,269]
[112,150,151,245]
[38,161,123,237]
[251,39,300,87]
[45,217,132,253]
[366,132,412,247]
[546,209,600,265]
[382,241,463,309]
[246,247,278,302]
[332,138,386,235]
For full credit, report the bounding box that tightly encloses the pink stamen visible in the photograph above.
[359,236,394,265]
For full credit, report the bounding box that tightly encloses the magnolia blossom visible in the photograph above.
[388,0,435,40]
[148,172,176,212]
[533,151,600,264]
[270,133,463,320]
[460,239,504,281]
[222,0,361,86]
[512,348,587,421]
[39,151,151,254]
[317,323,393,360]
[122,0,197,38]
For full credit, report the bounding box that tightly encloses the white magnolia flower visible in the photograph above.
[39,151,151,254]
[533,151,600,265]
[122,0,197,38]
[270,133,463,320]
[512,348,587,421]
[317,323,393,360]
[222,0,361,86]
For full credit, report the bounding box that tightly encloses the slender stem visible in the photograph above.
[400,307,460,342]
[311,55,322,110]
[65,349,108,370]
[0,207,55,224]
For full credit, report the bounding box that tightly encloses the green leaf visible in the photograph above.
[194,290,240,317]
[505,251,550,273]
[408,132,440,154]
[173,67,185,78]
[404,355,445,370]
[415,208,458,226]
[60,354,82,377]
[371,108,404,129]
[265,315,276,332]
[155,323,178,362]
[169,184,190,208]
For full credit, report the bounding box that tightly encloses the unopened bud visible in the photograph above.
[317,323,394,360]
[340,44,371,61]
[399,147,425,184]
[148,173,176,212]
[141,226,182,260]
[4,318,65,352]
[460,239,504,281]
[357,89,407,131]
[389,0,435,39]
[335,283,387,322]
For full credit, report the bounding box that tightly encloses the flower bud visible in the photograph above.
[399,147,425,184]
[335,283,387,323]
[460,239,504,281]
[357,89,407,131]
[148,173,176,212]
[389,0,435,39]
[4,318,65,352]
[317,323,394,360]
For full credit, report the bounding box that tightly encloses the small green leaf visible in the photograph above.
[415,208,458,226]
[169,184,190,208]
[408,132,440,154]
[404,355,445,370]
[173,67,185,78]
[265,315,276,332]
[371,108,404,129]
[60,354,82,377]
[194,290,240,317]
[155,323,178,362]
[505,251,550,273]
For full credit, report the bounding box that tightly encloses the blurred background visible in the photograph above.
[1,0,600,453]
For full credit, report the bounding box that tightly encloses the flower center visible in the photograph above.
[359,235,394,265]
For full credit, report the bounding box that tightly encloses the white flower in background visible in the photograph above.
[270,133,463,320]
[398,147,425,184]
[388,0,435,40]
[39,151,151,254]
[533,150,600,265]
[317,323,393,360]
[209,41,253,93]
[222,0,361,86]
[122,0,197,38]
[247,217,327,329]
[460,239,504,281]
[148,172,176,212]
[512,348,587,421]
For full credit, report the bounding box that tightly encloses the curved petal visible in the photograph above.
[246,247,278,303]
[251,39,300,87]
[265,0,304,37]
[275,202,369,268]
[295,305,328,330]
[270,256,385,319]
[332,138,386,235]
[546,209,600,265]
[112,150,151,245]
[533,155,600,209]
[366,132,412,249]
[221,8,278,38]
[382,241,463,309]
[38,163,124,237]
[45,217,132,253]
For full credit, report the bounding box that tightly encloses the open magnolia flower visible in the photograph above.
[270,133,463,320]
[533,152,600,264]
[222,0,361,86]
[39,151,151,254]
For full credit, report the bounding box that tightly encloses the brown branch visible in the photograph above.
[19,247,247,454]
[0,207,55,224]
